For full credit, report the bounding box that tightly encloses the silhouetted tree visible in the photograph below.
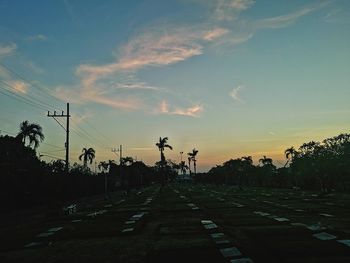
[155,137,173,187]
[16,120,44,149]
[188,148,198,175]
[79,147,95,168]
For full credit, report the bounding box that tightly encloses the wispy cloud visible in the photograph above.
[229,85,244,102]
[214,0,255,21]
[54,0,329,115]
[0,43,17,57]
[8,80,29,94]
[157,100,204,117]
[203,27,229,41]
[256,2,330,29]
[27,34,48,42]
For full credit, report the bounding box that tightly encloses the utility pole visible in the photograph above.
[48,103,70,174]
[112,145,123,188]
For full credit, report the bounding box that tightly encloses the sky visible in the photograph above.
[0,0,350,171]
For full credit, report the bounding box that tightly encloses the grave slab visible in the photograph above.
[204,223,218,230]
[337,239,350,247]
[274,217,290,222]
[48,227,63,232]
[122,228,134,233]
[201,220,213,225]
[220,247,242,258]
[36,232,54,238]
[313,232,337,240]
[319,213,334,217]
[24,242,42,248]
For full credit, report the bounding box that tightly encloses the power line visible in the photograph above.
[0,63,63,110]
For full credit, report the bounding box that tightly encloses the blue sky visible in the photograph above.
[0,0,350,171]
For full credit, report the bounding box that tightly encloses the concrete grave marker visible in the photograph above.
[319,213,334,217]
[48,227,63,232]
[274,217,290,222]
[122,228,134,233]
[220,247,242,258]
[307,223,326,231]
[36,232,54,238]
[337,240,350,247]
[313,232,337,240]
[204,223,218,230]
[24,242,42,248]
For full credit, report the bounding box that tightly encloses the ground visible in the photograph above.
[1,184,350,262]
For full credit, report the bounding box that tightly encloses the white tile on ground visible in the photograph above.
[313,232,337,240]
[201,220,213,225]
[220,247,242,258]
[36,232,54,238]
[274,217,290,222]
[230,258,254,263]
[211,233,225,238]
[254,211,270,216]
[307,224,327,231]
[48,227,63,232]
[122,228,134,233]
[337,240,350,247]
[24,242,42,248]
[204,223,218,230]
[319,213,334,217]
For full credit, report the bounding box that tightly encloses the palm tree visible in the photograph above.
[98,161,109,173]
[284,147,297,167]
[16,120,44,149]
[187,148,199,175]
[179,160,188,179]
[259,155,273,167]
[155,137,173,164]
[188,156,192,175]
[155,137,173,187]
[79,147,95,168]
[121,156,134,166]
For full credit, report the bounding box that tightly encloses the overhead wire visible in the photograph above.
[0,63,116,158]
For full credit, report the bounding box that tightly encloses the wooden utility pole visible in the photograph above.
[48,103,70,174]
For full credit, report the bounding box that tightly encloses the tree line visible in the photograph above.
[196,133,350,193]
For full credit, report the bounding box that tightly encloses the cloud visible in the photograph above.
[214,0,255,21]
[8,80,29,94]
[54,0,328,114]
[203,28,229,41]
[0,43,17,57]
[112,82,165,91]
[229,85,243,102]
[27,34,48,41]
[157,100,204,117]
[256,2,330,29]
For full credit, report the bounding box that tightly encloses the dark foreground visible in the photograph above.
[1,184,350,262]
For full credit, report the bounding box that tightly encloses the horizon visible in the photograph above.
[1,0,350,172]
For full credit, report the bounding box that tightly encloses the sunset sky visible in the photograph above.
[0,0,349,171]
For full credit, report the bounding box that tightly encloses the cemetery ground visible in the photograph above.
[1,184,350,262]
